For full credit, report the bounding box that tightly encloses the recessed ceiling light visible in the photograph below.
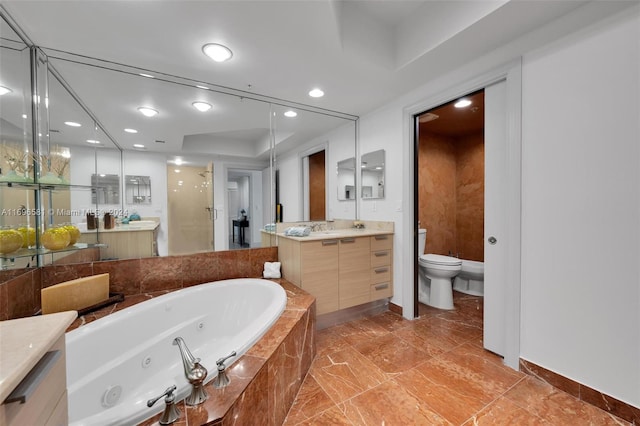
[454,98,472,108]
[284,110,297,118]
[174,158,184,165]
[133,144,145,148]
[0,86,12,96]
[21,114,27,119]
[202,43,233,62]
[64,121,81,127]
[137,107,159,117]
[139,73,154,78]
[99,174,106,177]
[86,139,100,144]
[309,88,324,98]
[192,101,212,112]
[124,128,138,133]
[174,169,181,173]
[196,85,210,90]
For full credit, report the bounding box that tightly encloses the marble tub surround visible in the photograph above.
[98,278,315,426]
[284,293,630,425]
[0,247,278,320]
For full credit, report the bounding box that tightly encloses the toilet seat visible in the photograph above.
[419,254,462,267]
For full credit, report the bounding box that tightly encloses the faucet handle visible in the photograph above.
[147,385,181,425]
[216,350,237,369]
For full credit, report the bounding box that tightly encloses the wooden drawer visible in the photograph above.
[370,234,392,251]
[371,249,391,268]
[371,281,393,300]
[1,336,67,426]
[301,240,339,314]
[371,265,391,284]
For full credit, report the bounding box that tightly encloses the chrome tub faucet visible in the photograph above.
[147,385,181,425]
[173,337,208,405]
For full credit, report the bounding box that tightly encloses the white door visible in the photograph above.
[484,80,507,356]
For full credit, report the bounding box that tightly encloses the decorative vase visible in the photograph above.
[0,170,28,183]
[41,226,71,250]
[0,227,24,254]
[62,223,80,245]
[39,171,63,185]
[16,225,36,248]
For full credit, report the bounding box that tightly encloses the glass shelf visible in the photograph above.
[0,243,107,261]
[0,181,102,191]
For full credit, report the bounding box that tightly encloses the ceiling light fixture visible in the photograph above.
[64,121,81,127]
[202,43,233,62]
[0,86,12,96]
[174,158,184,165]
[284,110,297,118]
[133,144,145,148]
[137,107,159,117]
[86,139,100,144]
[21,114,27,119]
[192,101,212,112]
[454,98,472,108]
[309,88,324,98]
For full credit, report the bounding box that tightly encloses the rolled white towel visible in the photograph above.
[263,261,281,279]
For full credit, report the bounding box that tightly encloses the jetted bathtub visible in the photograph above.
[66,278,287,425]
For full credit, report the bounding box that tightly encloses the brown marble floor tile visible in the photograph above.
[397,315,482,353]
[310,346,387,404]
[315,328,352,358]
[352,332,430,375]
[283,375,334,425]
[340,380,452,425]
[505,376,631,425]
[366,310,411,332]
[462,397,551,426]
[295,406,353,425]
[330,316,389,346]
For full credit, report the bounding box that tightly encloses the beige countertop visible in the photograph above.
[79,221,159,234]
[276,228,393,242]
[0,311,77,402]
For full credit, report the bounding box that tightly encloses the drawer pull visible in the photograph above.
[374,283,389,290]
[341,238,356,243]
[4,350,61,404]
[322,240,338,246]
[374,251,388,257]
[374,267,389,274]
[374,235,388,240]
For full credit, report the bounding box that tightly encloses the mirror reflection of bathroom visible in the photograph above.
[337,157,356,200]
[302,149,326,221]
[416,90,485,316]
[91,174,120,204]
[227,168,263,250]
[361,149,385,199]
[125,175,151,204]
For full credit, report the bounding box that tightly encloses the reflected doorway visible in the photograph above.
[167,164,214,255]
[302,149,326,221]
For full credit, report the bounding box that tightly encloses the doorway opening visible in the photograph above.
[414,89,488,341]
[227,169,253,250]
[301,148,327,221]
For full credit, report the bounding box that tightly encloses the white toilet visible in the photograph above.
[418,229,461,310]
[453,260,485,296]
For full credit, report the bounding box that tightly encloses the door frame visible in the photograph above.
[402,59,522,369]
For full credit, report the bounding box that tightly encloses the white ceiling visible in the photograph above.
[0,0,604,164]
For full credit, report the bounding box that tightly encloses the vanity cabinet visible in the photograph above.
[279,233,393,315]
[0,311,76,426]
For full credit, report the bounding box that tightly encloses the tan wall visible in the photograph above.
[418,131,484,261]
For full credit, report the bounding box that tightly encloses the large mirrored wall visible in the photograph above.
[0,8,358,278]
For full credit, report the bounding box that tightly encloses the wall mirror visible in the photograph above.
[0,13,358,275]
[337,157,356,200]
[126,175,151,204]
[91,174,120,205]
[361,149,385,199]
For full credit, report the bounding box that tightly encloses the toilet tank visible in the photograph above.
[418,228,426,255]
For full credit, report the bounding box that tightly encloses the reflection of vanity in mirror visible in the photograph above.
[361,149,385,199]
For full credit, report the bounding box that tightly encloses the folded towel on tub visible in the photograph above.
[263,261,281,279]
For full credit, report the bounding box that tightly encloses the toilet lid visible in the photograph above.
[420,254,462,266]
